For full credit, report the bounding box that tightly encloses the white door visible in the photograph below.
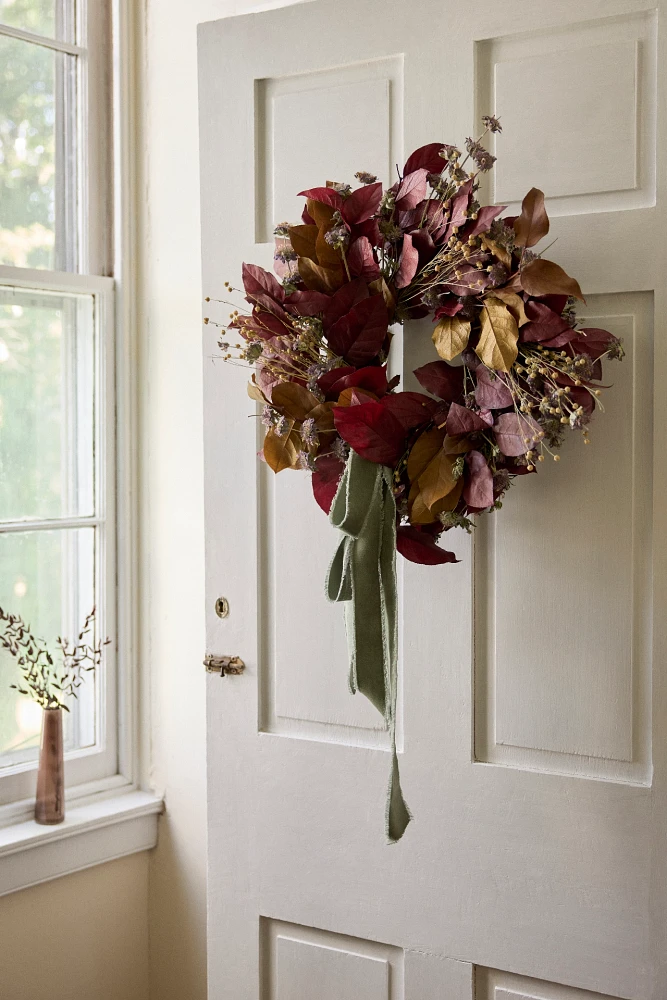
[198,2,667,998]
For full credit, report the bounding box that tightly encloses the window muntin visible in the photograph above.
[0,0,116,804]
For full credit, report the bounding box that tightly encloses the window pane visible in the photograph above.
[0,286,95,521]
[0,525,96,767]
[0,1,75,43]
[0,36,77,269]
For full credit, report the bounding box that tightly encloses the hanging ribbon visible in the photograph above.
[325,450,411,842]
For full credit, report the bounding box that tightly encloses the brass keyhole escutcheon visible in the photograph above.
[215,596,230,619]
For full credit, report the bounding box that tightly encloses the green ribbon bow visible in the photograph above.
[326,450,411,842]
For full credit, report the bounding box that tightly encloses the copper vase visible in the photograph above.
[35,707,65,825]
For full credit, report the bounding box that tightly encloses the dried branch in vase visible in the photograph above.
[0,605,110,711]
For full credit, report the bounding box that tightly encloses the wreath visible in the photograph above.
[209,117,624,841]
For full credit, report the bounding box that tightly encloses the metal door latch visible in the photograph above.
[204,654,245,677]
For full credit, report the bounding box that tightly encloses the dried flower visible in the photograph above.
[482,114,502,133]
[355,171,377,184]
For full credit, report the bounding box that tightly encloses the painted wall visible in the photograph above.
[0,854,149,1000]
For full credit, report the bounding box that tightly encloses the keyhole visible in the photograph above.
[215,597,230,619]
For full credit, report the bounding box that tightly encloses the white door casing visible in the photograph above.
[198,2,667,998]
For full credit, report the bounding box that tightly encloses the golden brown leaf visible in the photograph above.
[263,426,298,473]
[306,401,336,432]
[520,258,585,302]
[480,234,512,270]
[432,316,471,362]
[417,447,457,510]
[407,481,438,525]
[443,434,473,455]
[298,257,344,294]
[488,288,528,327]
[315,227,344,269]
[247,381,267,403]
[475,296,519,372]
[288,225,319,262]
[407,428,445,482]
[513,187,549,248]
[307,199,336,232]
[272,382,321,421]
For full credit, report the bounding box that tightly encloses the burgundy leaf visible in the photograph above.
[446,401,490,435]
[347,236,381,281]
[395,168,429,210]
[474,366,513,409]
[462,204,506,239]
[320,364,389,399]
[354,217,382,247]
[396,525,460,565]
[242,262,285,303]
[395,234,419,289]
[442,263,489,296]
[494,412,542,456]
[284,289,330,316]
[410,227,437,267]
[323,278,369,331]
[443,179,473,239]
[334,400,406,465]
[301,205,315,225]
[463,450,494,508]
[382,391,437,430]
[571,327,617,361]
[327,294,388,366]
[297,186,343,210]
[404,143,447,175]
[521,300,571,343]
[312,455,344,514]
[434,298,463,319]
[413,360,465,404]
[341,182,383,224]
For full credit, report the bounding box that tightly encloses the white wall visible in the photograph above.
[141,2,307,998]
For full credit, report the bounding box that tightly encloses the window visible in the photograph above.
[0,0,118,807]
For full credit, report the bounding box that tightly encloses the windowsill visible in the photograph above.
[0,788,163,896]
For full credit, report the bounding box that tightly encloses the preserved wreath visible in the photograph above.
[207,117,624,841]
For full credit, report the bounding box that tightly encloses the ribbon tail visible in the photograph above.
[387,744,411,843]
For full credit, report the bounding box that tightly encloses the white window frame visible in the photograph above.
[0,1,160,881]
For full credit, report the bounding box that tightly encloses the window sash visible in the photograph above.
[0,265,117,806]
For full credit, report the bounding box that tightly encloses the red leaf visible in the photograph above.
[395,168,429,210]
[312,455,344,514]
[396,525,459,565]
[382,391,437,430]
[404,143,446,175]
[297,186,343,210]
[319,365,389,399]
[494,412,542,457]
[474,366,513,409]
[463,450,494,508]
[284,289,330,316]
[327,294,388,366]
[395,233,419,288]
[347,236,381,281]
[333,401,406,465]
[341,182,383,224]
[242,262,285,303]
[323,278,369,330]
[414,360,465,404]
[446,402,490,435]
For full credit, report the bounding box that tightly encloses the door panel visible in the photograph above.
[198,1,667,997]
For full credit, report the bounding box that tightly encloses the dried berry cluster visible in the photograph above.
[208,122,623,564]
